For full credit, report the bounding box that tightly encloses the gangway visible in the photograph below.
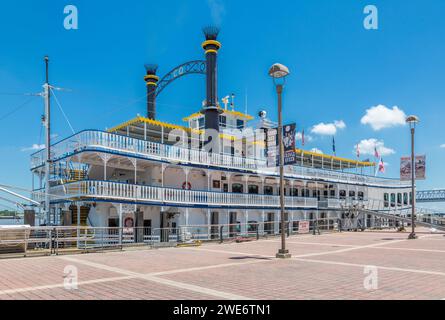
[357,208,445,232]
[338,198,445,232]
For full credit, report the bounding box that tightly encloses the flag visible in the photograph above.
[379,158,385,173]
[332,137,336,155]
[301,130,305,146]
[374,146,380,158]
[356,143,360,158]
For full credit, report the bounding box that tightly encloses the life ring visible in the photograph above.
[182,182,192,190]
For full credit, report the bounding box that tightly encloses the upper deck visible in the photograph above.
[30,128,409,189]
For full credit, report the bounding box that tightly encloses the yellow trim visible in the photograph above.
[144,75,160,81]
[182,112,203,122]
[221,109,254,121]
[295,148,375,166]
[205,49,219,54]
[202,40,222,49]
[146,82,158,87]
[182,109,254,122]
[108,116,205,135]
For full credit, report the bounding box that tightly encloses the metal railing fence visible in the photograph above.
[0,219,340,258]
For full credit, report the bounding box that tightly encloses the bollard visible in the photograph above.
[219,225,224,244]
[49,229,52,256]
[24,229,28,258]
[287,221,290,238]
[256,224,260,240]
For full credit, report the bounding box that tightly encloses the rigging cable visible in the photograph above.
[0,96,36,122]
[50,88,76,135]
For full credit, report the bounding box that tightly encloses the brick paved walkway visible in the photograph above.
[1,230,444,300]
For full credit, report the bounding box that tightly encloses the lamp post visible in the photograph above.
[269,63,291,259]
[406,115,419,240]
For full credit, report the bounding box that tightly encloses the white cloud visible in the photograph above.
[440,144,445,149]
[296,132,313,143]
[208,0,226,26]
[355,139,395,157]
[310,148,324,154]
[311,120,346,136]
[361,105,406,131]
[21,144,45,152]
[334,120,346,129]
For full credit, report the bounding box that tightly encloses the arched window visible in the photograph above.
[232,183,243,194]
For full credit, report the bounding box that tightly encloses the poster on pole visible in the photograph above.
[400,156,411,181]
[298,221,310,234]
[283,124,297,165]
[266,128,279,167]
[266,124,297,167]
[400,155,426,181]
[415,155,426,180]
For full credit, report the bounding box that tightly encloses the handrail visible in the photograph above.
[36,180,319,209]
[30,130,410,188]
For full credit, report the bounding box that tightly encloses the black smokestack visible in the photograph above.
[144,64,159,120]
[202,26,222,133]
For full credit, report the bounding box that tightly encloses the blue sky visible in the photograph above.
[0,0,444,209]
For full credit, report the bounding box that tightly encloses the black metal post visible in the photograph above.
[408,126,417,239]
[276,84,291,259]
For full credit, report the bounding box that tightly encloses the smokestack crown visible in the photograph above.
[203,26,220,41]
[145,64,158,75]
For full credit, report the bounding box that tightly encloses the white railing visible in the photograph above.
[31,130,264,172]
[31,130,409,188]
[43,180,318,209]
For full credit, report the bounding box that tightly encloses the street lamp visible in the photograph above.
[406,115,419,240]
[269,63,291,259]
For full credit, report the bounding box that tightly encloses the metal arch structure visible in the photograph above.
[0,196,25,211]
[417,189,445,203]
[155,60,206,97]
[0,186,40,207]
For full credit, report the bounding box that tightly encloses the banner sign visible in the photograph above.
[400,155,426,181]
[415,155,426,180]
[266,124,297,167]
[298,221,310,234]
[266,128,279,167]
[283,124,297,165]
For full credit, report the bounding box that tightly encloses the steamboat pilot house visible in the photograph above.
[30,28,412,237]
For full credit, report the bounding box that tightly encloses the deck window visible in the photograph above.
[248,185,259,194]
[391,193,396,207]
[330,190,336,198]
[292,188,298,197]
[219,115,227,128]
[339,190,346,200]
[232,183,243,194]
[384,193,389,207]
[403,193,408,205]
[349,191,356,200]
[264,186,273,195]
[397,193,402,206]
[358,191,364,201]
[198,117,204,129]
